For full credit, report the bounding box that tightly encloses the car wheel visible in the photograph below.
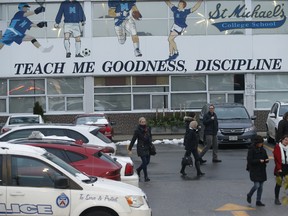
[84,210,116,216]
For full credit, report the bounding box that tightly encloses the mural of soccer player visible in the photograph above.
[54,0,86,58]
[0,3,53,52]
[165,0,203,61]
[108,0,142,57]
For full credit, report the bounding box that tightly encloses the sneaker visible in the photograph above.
[165,55,176,61]
[144,177,150,182]
[247,194,251,204]
[197,172,205,177]
[66,52,71,58]
[41,45,53,53]
[212,159,222,163]
[180,170,187,176]
[75,53,84,58]
[275,199,281,205]
[256,201,265,206]
[134,48,142,57]
[172,52,179,60]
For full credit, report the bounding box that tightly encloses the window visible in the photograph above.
[255,74,288,108]
[11,156,62,187]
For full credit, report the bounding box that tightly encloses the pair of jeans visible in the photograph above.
[138,155,150,179]
[248,181,264,202]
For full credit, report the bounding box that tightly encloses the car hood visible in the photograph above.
[217,119,254,128]
[85,177,144,196]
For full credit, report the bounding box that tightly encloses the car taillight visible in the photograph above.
[124,163,134,176]
[105,170,121,181]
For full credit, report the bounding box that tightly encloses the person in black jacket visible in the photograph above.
[128,117,152,182]
[276,112,288,143]
[199,104,221,163]
[180,121,205,177]
[246,135,269,207]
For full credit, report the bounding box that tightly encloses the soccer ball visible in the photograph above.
[82,48,91,57]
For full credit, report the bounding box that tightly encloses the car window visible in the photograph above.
[11,155,63,188]
[44,148,70,163]
[215,107,249,119]
[90,129,112,143]
[279,105,288,117]
[38,129,89,143]
[9,117,40,125]
[0,129,36,141]
[46,148,86,163]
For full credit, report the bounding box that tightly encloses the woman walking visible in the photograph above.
[128,117,152,182]
[273,134,288,205]
[246,135,269,206]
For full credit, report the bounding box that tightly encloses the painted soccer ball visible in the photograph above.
[82,48,91,57]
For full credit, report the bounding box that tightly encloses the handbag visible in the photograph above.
[149,144,157,156]
[181,156,193,166]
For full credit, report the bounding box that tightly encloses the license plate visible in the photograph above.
[229,136,238,141]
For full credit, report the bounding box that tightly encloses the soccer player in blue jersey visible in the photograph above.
[165,0,202,61]
[54,0,86,58]
[0,3,53,52]
[108,0,142,57]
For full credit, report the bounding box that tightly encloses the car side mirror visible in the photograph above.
[251,115,256,120]
[55,176,69,189]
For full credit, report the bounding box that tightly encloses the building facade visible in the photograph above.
[0,0,288,133]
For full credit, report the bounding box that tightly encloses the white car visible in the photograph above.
[0,124,117,154]
[266,101,288,143]
[0,126,139,187]
[0,142,151,216]
[1,114,45,133]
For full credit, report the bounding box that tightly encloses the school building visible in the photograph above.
[0,0,287,134]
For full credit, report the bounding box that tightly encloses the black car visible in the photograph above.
[199,103,257,146]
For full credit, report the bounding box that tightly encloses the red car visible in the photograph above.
[9,138,121,181]
[73,113,115,140]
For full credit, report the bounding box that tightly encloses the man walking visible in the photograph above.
[199,104,222,163]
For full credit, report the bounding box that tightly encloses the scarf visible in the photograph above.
[279,142,288,164]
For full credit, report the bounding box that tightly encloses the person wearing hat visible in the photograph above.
[0,3,53,52]
[246,135,269,207]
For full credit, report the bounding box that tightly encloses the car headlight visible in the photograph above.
[244,127,255,132]
[125,195,145,208]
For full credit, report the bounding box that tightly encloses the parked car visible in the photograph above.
[9,138,122,181]
[199,103,257,146]
[0,142,151,216]
[1,114,44,134]
[0,124,117,154]
[73,113,115,140]
[266,101,288,143]
[0,128,139,186]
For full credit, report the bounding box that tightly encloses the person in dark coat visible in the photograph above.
[128,117,152,182]
[276,112,288,143]
[246,135,269,207]
[180,121,205,177]
[199,104,221,163]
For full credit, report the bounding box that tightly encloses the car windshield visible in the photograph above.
[90,129,112,143]
[279,105,288,116]
[43,152,91,182]
[215,107,249,120]
[9,116,39,124]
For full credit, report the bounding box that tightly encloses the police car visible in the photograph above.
[0,143,151,216]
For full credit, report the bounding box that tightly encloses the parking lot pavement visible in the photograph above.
[118,142,288,216]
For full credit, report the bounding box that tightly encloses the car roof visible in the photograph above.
[1,124,100,131]
[209,103,244,107]
[276,101,288,105]
[10,138,103,151]
[8,114,42,117]
[0,142,46,155]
